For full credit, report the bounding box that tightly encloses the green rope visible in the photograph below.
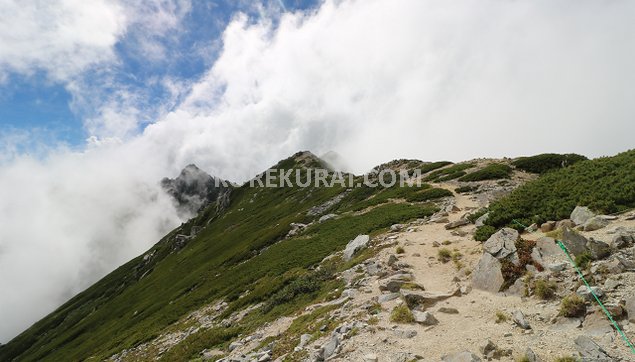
[511,219,635,354]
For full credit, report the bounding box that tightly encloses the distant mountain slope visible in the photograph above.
[0,151,447,361]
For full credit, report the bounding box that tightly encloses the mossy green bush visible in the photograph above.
[533,279,557,300]
[512,153,587,174]
[424,163,476,182]
[455,185,479,194]
[390,304,415,323]
[486,150,635,228]
[474,225,496,241]
[559,294,586,317]
[458,163,512,182]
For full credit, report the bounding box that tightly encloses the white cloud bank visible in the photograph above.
[2,0,635,342]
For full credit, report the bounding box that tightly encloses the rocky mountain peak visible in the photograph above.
[161,164,230,218]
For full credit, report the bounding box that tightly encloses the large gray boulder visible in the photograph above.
[561,228,589,257]
[571,206,595,226]
[471,253,504,293]
[343,235,370,261]
[483,228,518,259]
[574,335,612,361]
[441,351,481,362]
[320,333,340,359]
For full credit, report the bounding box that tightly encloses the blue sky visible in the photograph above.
[0,0,318,148]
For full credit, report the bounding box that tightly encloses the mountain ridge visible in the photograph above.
[4,150,635,361]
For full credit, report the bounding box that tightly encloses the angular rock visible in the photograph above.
[471,253,504,293]
[483,228,518,259]
[571,206,595,226]
[363,354,378,362]
[583,216,609,231]
[394,328,418,338]
[321,334,340,359]
[445,219,470,230]
[524,347,540,362]
[474,212,489,227]
[479,339,497,359]
[318,213,337,223]
[574,335,612,360]
[550,317,583,331]
[387,254,398,266]
[378,292,401,303]
[586,238,610,260]
[561,228,589,257]
[441,351,482,362]
[512,310,531,330]
[379,273,414,293]
[229,341,243,352]
[400,288,460,309]
[390,224,404,232]
[412,310,439,326]
[343,235,370,261]
[611,233,634,249]
[576,285,604,301]
[625,294,635,323]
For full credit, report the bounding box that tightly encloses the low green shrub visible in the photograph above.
[390,304,415,323]
[512,153,587,174]
[533,279,557,300]
[474,225,496,241]
[559,294,586,317]
[455,185,479,194]
[458,163,512,182]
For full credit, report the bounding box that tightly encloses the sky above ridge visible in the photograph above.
[2,0,635,343]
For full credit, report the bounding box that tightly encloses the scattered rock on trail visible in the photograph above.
[571,206,596,226]
[471,253,504,293]
[343,235,370,261]
[441,351,482,362]
[412,310,439,326]
[583,216,610,231]
[438,307,459,314]
[483,228,518,259]
[611,233,634,249]
[445,219,470,230]
[512,310,531,330]
[574,335,612,360]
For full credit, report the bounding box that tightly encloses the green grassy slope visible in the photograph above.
[0,153,443,361]
[486,149,635,228]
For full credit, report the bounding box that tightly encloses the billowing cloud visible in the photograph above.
[0,0,126,81]
[2,0,635,343]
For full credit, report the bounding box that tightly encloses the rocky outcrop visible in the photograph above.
[471,253,504,293]
[343,235,370,261]
[483,228,518,259]
[161,164,231,218]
